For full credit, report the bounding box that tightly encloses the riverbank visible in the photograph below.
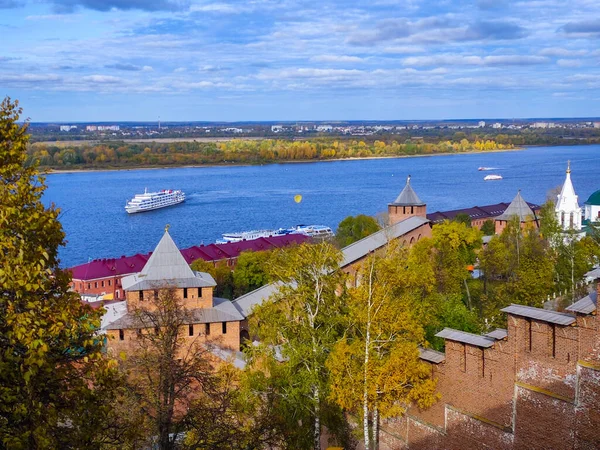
[45,147,523,174]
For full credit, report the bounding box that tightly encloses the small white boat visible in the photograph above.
[484,174,503,181]
[478,167,498,171]
[125,188,185,213]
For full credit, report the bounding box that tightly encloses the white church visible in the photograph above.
[555,161,600,237]
[555,161,583,232]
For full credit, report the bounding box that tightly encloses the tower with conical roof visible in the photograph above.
[555,161,582,231]
[388,175,427,225]
[494,190,538,234]
[105,227,245,354]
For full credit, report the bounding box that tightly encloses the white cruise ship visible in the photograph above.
[125,189,185,214]
[219,224,334,243]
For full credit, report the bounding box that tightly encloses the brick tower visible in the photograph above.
[388,175,427,225]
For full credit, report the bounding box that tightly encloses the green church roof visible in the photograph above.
[585,190,600,206]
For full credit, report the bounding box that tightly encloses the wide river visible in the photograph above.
[45,144,600,268]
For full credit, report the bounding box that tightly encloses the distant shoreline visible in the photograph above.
[45,147,523,174]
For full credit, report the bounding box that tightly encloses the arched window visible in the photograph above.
[410,237,415,244]
[569,212,574,228]
[561,212,565,227]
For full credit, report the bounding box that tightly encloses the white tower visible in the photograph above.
[555,161,582,231]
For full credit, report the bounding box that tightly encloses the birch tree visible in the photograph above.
[327,245,438,450]
[247,242,350,450]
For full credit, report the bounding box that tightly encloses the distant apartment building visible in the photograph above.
[478,121,486,128]
[97,125,120,131]
[492,122,502,129]
[59,125,77,132]
[316,125,333,132]
[85,125,97,132]
[532,122,556,129]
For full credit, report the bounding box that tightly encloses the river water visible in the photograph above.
[44,144,600,267]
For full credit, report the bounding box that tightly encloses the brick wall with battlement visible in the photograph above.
[377,282,600,449]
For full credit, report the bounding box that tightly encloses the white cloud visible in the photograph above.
[557,59,582,67]
[142,65,154,71]
[402,54,549,67]
[310,55,364,63]
[82,75,124,83]
[539,48,587,57]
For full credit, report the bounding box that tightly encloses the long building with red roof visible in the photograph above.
[70,234,310,299]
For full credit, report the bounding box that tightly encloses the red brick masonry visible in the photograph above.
[379,284,600,449]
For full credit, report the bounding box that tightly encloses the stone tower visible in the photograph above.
[388,175,427,225]
[555,161,582,231]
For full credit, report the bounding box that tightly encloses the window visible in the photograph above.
[183,288,188,299]
[94,282,98,288]
[87,283,91,289]
[153,290,158,301]
[137,329,142,337]
[189,324,194,336]
[198,287,202,298]
[569,212,574,228]
[119,329,124,341]
[205,323,210,336]
[411,206,414,214]
[561,211,565,227]
[108,279,111,286]
[138,290,143,301]
[154,327,159,335]
[101,280,105,287]
[222,322,227,334]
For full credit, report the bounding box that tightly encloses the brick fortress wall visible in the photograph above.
[378,283,600,449]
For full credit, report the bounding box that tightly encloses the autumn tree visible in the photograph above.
[336,214,381,248]
[327,245,438,449]
[0,97,121,448]
[247,242,350,450]
[122,287,273,450]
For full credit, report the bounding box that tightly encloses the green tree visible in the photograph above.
[453,213,472,227]
[247,242,350,450]
[480,219,495,236]
[335,214,381,248]
[190,259,234,299]
[327,246,438,449]
[232,250,271,297]
[0,97,119,448]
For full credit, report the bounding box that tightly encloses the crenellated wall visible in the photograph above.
[378,285,600,449]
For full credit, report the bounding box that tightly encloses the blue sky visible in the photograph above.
[1,0,599,121]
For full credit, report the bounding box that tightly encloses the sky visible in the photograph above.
[1,0,599,121]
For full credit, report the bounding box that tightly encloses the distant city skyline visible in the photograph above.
[1,0,599,121]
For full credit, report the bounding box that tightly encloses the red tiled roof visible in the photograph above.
[69,233,310,281]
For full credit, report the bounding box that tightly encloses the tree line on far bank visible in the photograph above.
[26,137,513,169]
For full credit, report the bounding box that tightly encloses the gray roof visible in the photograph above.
[232,282,283,318]
[340,215,430,268]
[231,215,430,319]
[485,328,508,340]
[390,176,425,206]
[121,230,217,291]
[501,304,576,326]
[419,347,446,364]
[585,267,600,280]
[565,290,597,315]
[496,191,536,222]
[208,345,247,369]
[105,297,244,330]
[435,328,496,348]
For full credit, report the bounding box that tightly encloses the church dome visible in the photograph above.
[585,190,600,206]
